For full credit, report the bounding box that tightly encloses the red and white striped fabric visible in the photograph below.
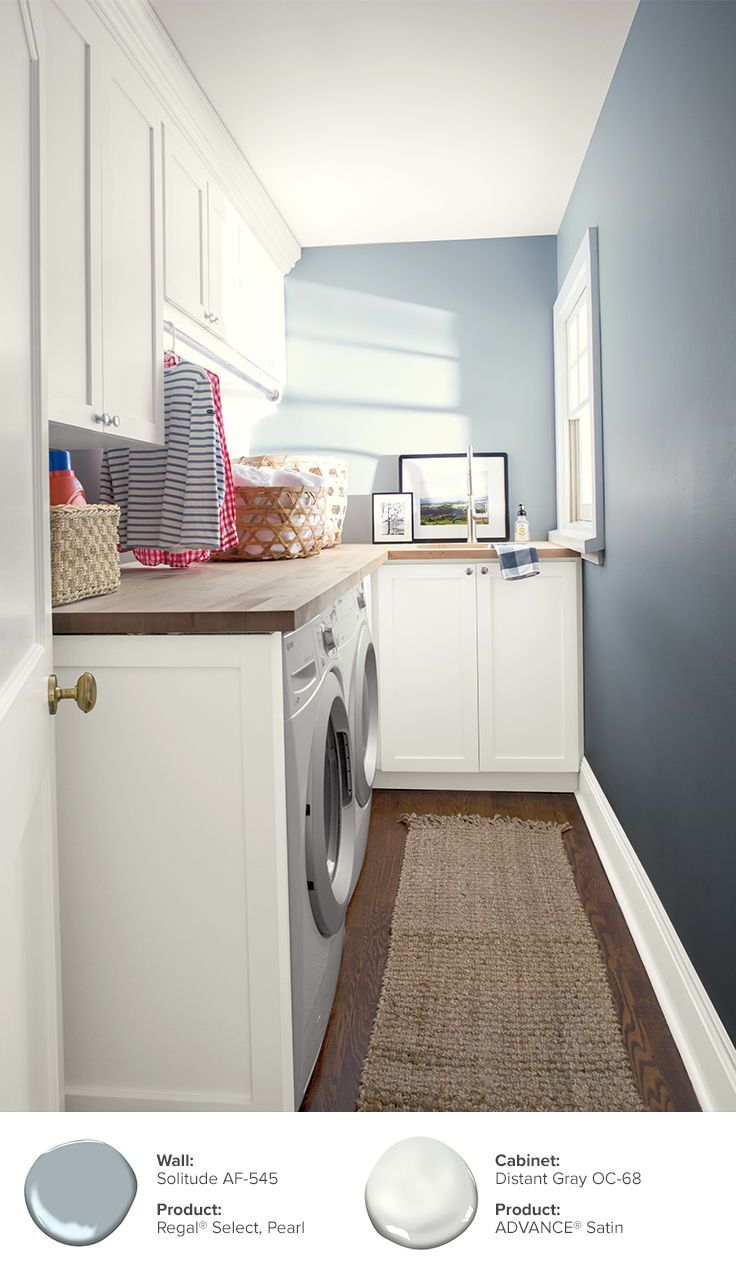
[133,352,238,567]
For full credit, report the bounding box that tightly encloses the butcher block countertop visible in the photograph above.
[52,541,579,636]
[52,545,389,636]
[386,541,578,561]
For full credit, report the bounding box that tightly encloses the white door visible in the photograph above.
[477,560,582,772]
[0,0,62,1111]
[100,43,164,444]
[163,121,209,327]
[376,563,479,772]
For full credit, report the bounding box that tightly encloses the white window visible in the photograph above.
[549,227,604,559]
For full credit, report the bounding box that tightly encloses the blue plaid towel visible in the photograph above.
[495,543,540,580]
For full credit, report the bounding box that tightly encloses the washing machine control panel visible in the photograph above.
[321,624,337,653]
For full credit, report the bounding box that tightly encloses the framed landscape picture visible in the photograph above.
[372,491,414,544]
[399,452,509,542]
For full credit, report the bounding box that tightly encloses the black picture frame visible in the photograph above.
[372,491,414,544]
[399,452,510,543]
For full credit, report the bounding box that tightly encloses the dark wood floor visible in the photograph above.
[301,790,700,1112]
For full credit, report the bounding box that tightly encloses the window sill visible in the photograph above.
[549,529,604,564]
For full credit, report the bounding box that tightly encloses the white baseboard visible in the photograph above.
[64,1084,261,1113]
[577,758,736,1112]
[376,770,578,792]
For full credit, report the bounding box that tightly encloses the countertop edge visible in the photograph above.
[52,548,389,636]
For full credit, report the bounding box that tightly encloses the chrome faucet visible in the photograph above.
[466,443,479,544]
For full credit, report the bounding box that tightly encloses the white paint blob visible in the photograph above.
[365,1136,478,1249]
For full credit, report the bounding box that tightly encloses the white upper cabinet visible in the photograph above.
[43,0,295,450]
[164,150,286,384]
[163,122,209,326]
[43,0,164,448]
[477,560,581,773]
[212,191,286,382]
[100,46,163,445]
[376,563,480,772]
[43,0,103,438]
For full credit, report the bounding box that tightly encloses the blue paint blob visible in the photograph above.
[25,1140,137,1246]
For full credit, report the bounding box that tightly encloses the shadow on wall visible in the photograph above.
[249,279,470,541]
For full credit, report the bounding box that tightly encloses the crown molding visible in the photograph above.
[89,0,300,274]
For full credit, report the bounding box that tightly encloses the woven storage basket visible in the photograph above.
[241,454,348,547]
[50,505,120,606]
[218,485,326,560]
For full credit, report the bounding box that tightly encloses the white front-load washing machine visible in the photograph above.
[338,580,379,899]
[282,598,357,1103]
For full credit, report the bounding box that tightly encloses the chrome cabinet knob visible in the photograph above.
[480,565,489,574]
[110,415,120,428]
[211,314,220,324]
[321,625,337,653]
[465,566,473,575]
[94,412,112,426]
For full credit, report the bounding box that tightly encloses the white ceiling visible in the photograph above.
[151,0,637,247]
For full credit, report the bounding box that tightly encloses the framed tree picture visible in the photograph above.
[399,452,509,542]
[372,491,414,544]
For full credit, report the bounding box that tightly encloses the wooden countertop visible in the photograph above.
[387,541,578,561]
[52,541,579,636]
[52,545,388,636]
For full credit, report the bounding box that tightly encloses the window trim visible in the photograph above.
[549,227,604,559]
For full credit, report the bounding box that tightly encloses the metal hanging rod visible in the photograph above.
[163,321,281,403]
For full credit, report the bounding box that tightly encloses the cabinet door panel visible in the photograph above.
[206,180,234,343]
[377,564,478,772]
[101,51,163,444]
[163,123,208,325]
[208,181,285,379]
[478,562,581,771]
[44,0,102,429]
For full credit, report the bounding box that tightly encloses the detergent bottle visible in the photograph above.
[49,450,87,506]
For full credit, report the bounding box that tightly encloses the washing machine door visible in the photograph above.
[306,670,356,936]
[352,626,378,808]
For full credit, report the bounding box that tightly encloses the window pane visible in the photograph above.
[566,308,578,361]
[577,352,589,403]
[577,303,588,355]
[577,403,593,521]
[566,360,578,412]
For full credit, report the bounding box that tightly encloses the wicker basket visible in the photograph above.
[50,504,120,606]
[241,454,348,547]
[217,485,326,560]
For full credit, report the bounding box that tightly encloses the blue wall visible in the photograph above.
[558,1,736,1039]
[252,237,557,541]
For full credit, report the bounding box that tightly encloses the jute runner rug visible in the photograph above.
[358,814,644,1112]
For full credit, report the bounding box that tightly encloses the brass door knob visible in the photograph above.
[48,671,97,716]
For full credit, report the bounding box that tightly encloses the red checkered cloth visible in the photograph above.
[133,352,238,567]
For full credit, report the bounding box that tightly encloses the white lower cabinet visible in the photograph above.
[477,560,581,772]
[53,633,294,1112]
[375,559,582,786]
[376,563,479,771]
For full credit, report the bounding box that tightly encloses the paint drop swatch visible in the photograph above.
[25,1140,137,1246]
[365,1136,477,1249]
